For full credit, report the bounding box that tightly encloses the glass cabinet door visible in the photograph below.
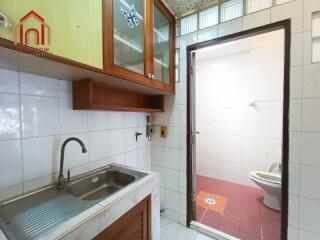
[114,0,145,75]
[153,4,171,84]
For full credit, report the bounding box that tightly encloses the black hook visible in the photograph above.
[135,132,143,142]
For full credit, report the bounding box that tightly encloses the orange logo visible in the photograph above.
[13,10,51,54]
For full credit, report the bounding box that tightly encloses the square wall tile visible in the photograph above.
[287,226,298,240]
[151,165,165,187]
[88,111,108,131]
[125,128,138,152]
[290,66,303,99]
[289,131,301,164]
[303,0,320,31]
[166,105,180,127]
[0,68,19,94]
[151,126,165,147]
[20,72,60,97]
[165,168,180,191]
[59,80,72,99]
[302,63,320,98]
[302,99,320,132]
[22,136,60,181]
[165,189,180,212]
[289,99,301,132]
[125,112,138,128]
[0,93,20,140]
[109,129,125,156]
[301,132,320,166]
[300,165,320,200]
[166,127,180,148]
[137,127,149,148]
[289,195,299,227]
[180,172,187,193]
[165,148,180,170]
[109,112,125,129]
[151,146,165,167]
[21,95,60,138]
[88,131,109,162]
[289,163,300,195]
[125,150,138,168]
[197,26,218,43]
[218,18,243,37]
[60,99,87,134]
[243,9,271,30]
[0,140,22,189]
[138,147,150,169]
[299,230,320,240]
[290,33,303,66]
[299,198,320,234]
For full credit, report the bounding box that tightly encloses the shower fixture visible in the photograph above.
[0,12,12,28]
[146,114,153,141]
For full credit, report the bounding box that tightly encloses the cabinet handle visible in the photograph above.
[151,74,156,80]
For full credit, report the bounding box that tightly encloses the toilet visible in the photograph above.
[249,171,281,211]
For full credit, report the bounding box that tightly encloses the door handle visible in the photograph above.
[191,131,200,144]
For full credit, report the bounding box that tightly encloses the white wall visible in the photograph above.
[151,0,320,239]
[195,30,284,187]
[0,69,151,202]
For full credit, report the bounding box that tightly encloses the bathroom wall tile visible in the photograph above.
[124,112,138,128]
[60,99,87,134]
[88,111,108,131]
[109,129,125,156]
[289,195,299,227]
[290,33,303,67]
[165,148,180,170]
[302,99,320,132]
[125,150,138,168]
[138,147,150,169]
[59,80,72,99]
[125,128,138,152]
[218,18,243,37]
[109,112,125,129]
[290,66,303,99]
[179,193,187,215]
[20,72,60,97]
[180,149,187,172]
[179,105,186,127]
[137,126,149,148]
[180,172,187,194]
[24,174,56,193]
[179,58,187,82]
[151,126,165,147]
[109,153,125,165]
[0,93,20,140]
[299,229,320,240]
[165,168,180,191]
[243,9,271,30]
[164,209,180,223]
[165,189,180,212]
[22,136,60,181]
[289,163,300,195]
[180,127,187,150]
[287,226,298,240]
[299,197,320,234]
[137,112,147,127]
[197,26,218,43]
[289,131,301,164]
[21,95,60,138]
[289,99,301,132]
[89,158,110,171]
[166,105,180,127]
[302,63,320,98]
[151,165,165,187]
[0,140,22,189]
[271,0,303,34]
[151,146,165,167]
[179,82,187,105]
[0,68,19,94]
[88,131,109,162]
[300,165,320,200]
[166,127,180,148]
[59,133,89,171]
[152,112,165,126]
[179,32,198,59]
[303,0,320,31]
[303,31,312,65]
[301,132,320,166]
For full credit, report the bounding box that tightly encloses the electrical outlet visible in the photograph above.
[160,126,168,138]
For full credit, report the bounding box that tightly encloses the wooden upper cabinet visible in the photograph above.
[104,0,175,93]
[0,0,103,69]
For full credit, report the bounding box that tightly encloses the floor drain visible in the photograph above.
[205,198,216,206]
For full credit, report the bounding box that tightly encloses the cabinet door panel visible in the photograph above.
[153,5,170,84]
[113,0,145,75]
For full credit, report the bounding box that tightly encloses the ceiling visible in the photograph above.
[164,0,219,17]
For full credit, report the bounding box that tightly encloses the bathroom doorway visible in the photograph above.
[186,21,290,240]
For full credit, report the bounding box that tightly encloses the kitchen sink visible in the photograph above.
[66,169,143,201]
[0,165,148,240]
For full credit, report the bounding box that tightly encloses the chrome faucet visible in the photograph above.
[57,137,87,189]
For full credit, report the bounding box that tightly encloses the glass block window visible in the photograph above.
[276,0,294,5]
[312,12,320,62]
[175,49,180,82]
[181,14,198,35]
[221,0,243,22]
[199,6,219,29]
[247,0,272,14]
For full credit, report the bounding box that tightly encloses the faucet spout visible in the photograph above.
[57,137,87,189]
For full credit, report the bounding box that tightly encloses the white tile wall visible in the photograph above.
[0,69,150,200]
[151,1,320,239]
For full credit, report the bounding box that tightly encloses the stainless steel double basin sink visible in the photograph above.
[0,165,148,240]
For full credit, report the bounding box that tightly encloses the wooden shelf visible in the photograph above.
[73,79,164,112]
[0,38,173,95]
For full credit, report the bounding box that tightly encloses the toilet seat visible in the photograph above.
[250,171,281,185]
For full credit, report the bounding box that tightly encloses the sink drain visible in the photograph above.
[205,198,216,206]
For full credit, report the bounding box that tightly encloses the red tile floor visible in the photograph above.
[196,175,281,240]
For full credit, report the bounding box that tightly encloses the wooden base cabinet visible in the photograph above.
[94,195,151,240]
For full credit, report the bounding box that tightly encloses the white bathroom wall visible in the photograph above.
[195,30,284,187]
[151,0,320,239]
[0,69,150,202]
